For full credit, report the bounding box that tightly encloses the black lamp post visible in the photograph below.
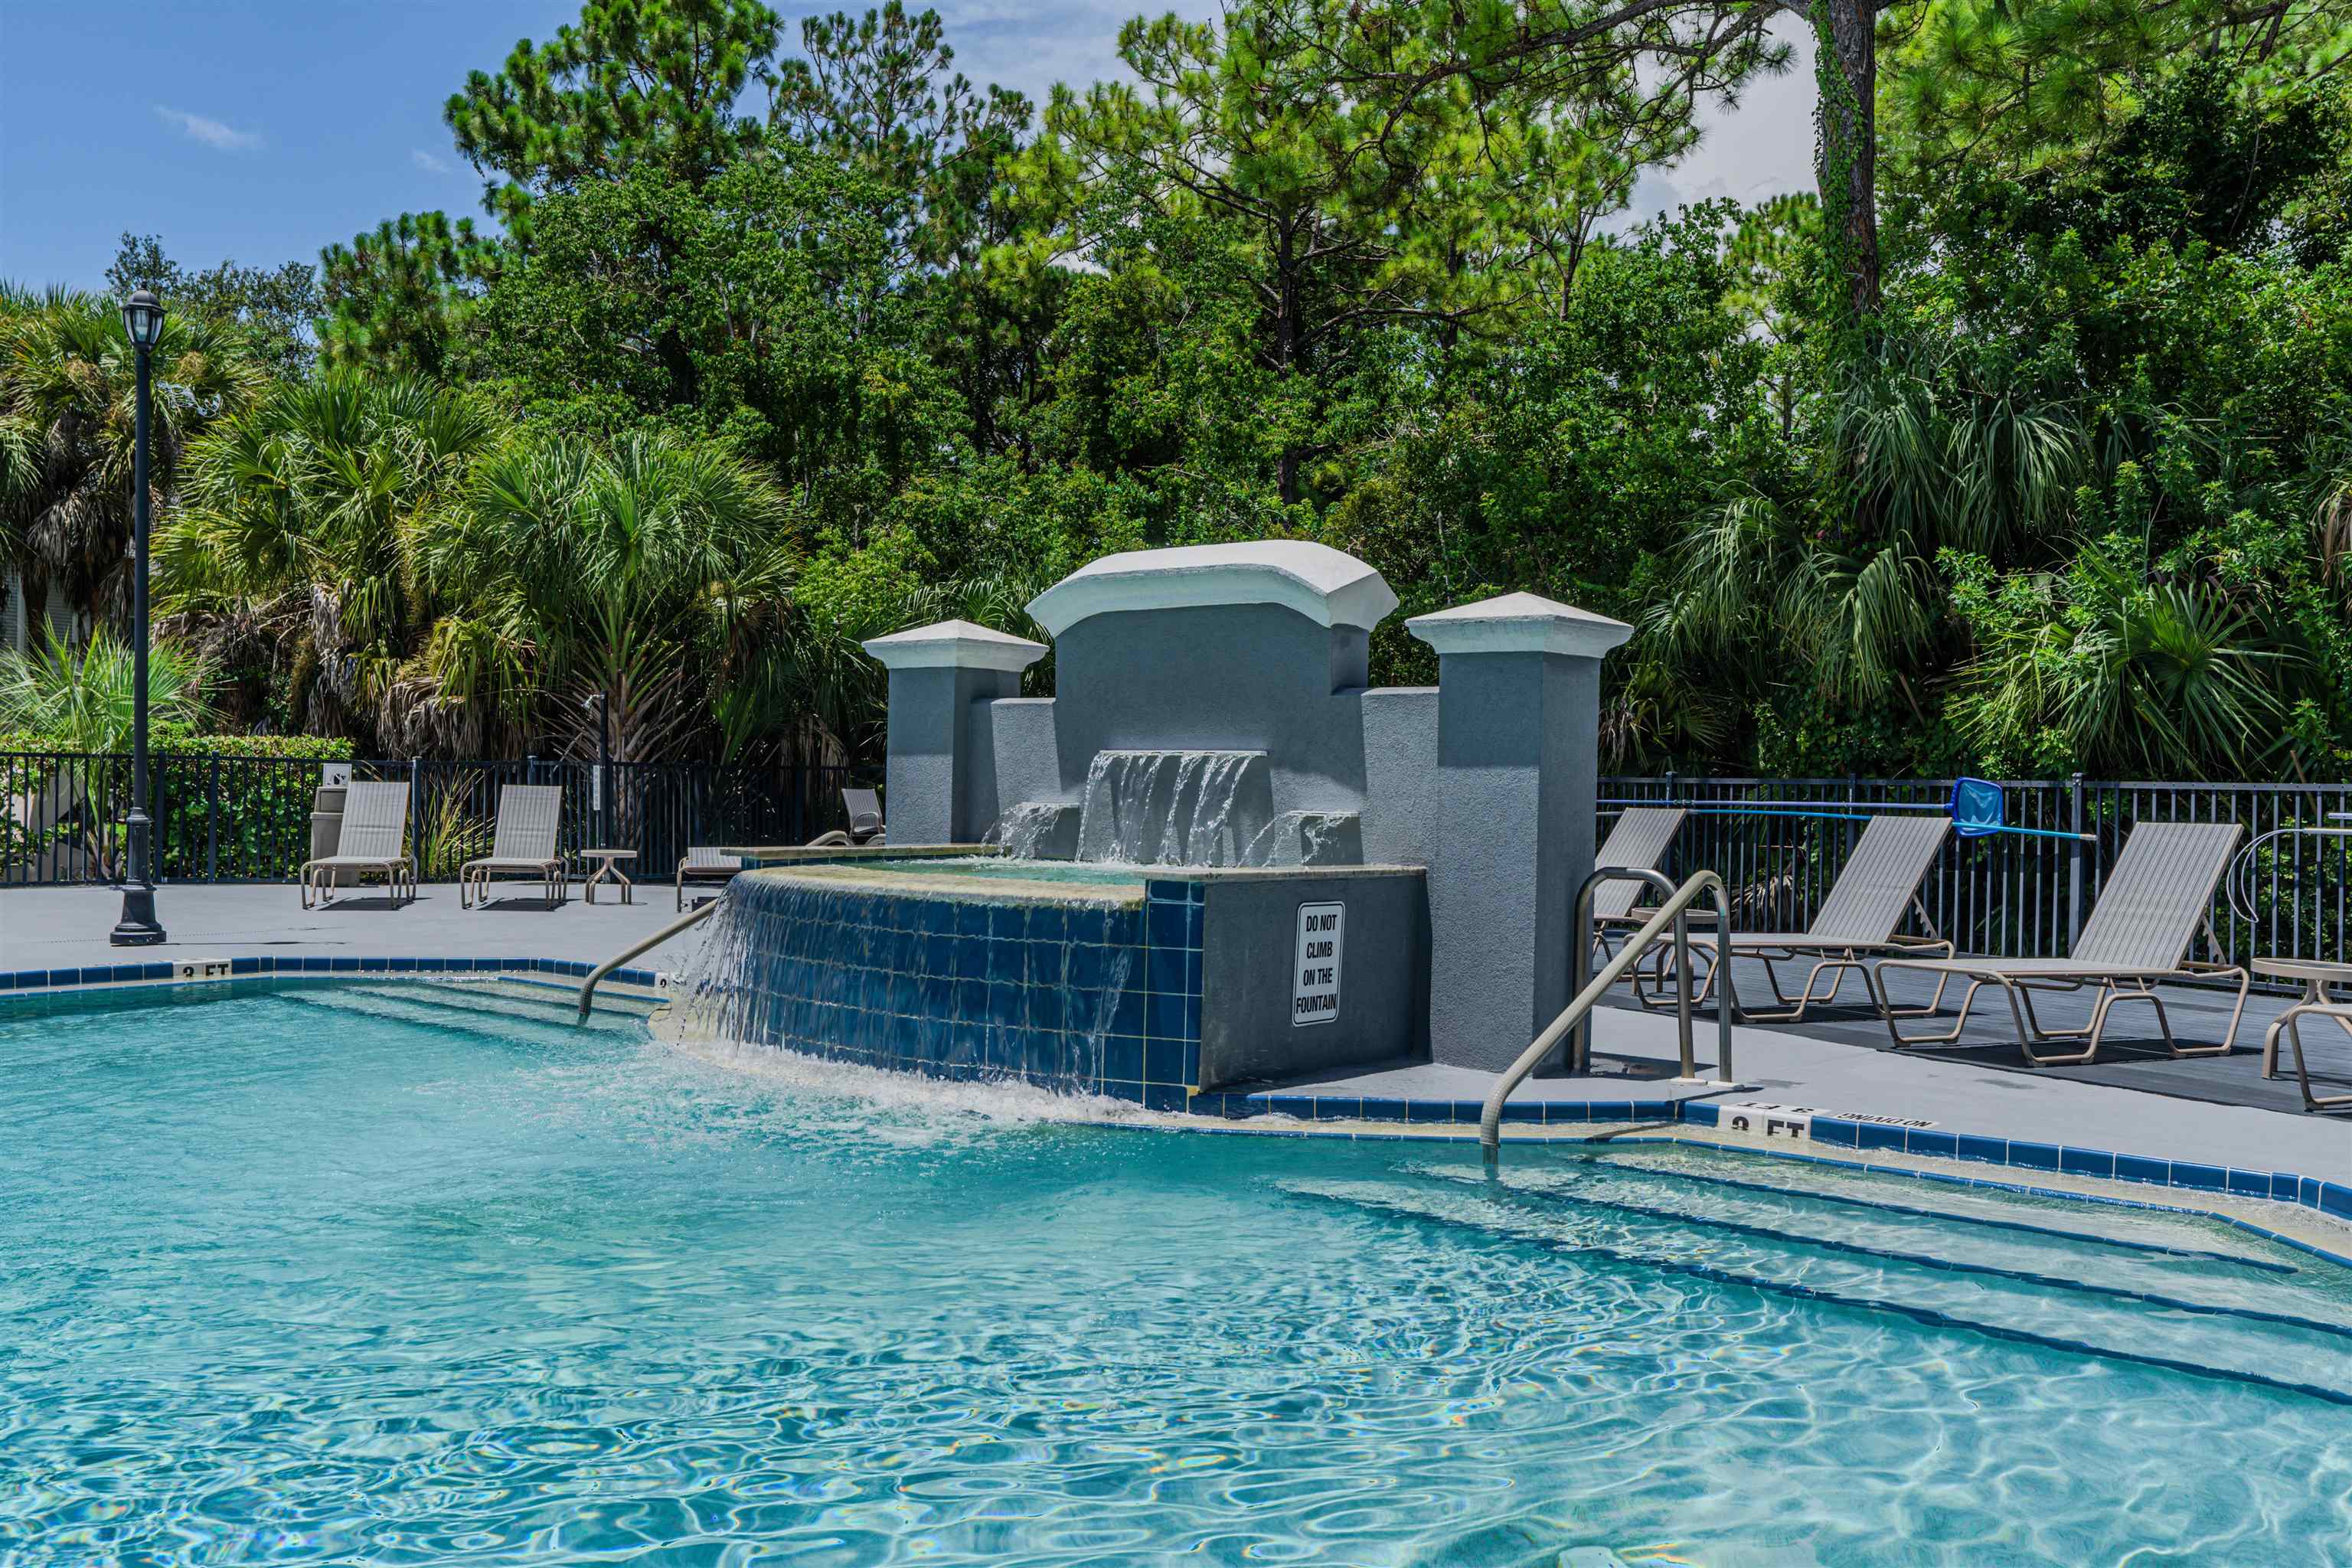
[110,289,166,947]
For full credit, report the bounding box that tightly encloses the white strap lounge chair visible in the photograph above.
[1636,813,1955,1022]
[1878,821,2250,1065]
[459,784,567,909]
[843,787,884,844]
[805,787,887,850]
[1589,806,1689,924]
[677,845,744,910]
[1589,806,1694,962]
[299,780,415,909]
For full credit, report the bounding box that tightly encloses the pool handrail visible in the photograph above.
[577,898,719,1023]
[1481,868,1737,1171]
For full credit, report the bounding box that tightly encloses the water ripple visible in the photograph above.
[2,992,2348,1566]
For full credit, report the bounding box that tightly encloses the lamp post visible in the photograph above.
[110,289,166,947]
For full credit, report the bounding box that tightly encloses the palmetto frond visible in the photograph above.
[164,371,501,744]
[443,429,794,762]
[0,627,210,753]
[1780,535,1942,706]
[1837,343,2087,556]
[1949,539,2298,778]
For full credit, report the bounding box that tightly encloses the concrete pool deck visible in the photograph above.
[0,881,713,974]
[2,881,2343,1193]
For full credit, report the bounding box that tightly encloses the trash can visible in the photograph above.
[311,783,345,888]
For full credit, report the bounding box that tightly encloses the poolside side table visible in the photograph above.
[578,848,638,906]
[2254,959,2352,1111]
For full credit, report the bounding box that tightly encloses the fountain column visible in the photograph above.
[1408,593,1632,1072]
[864,620,1047,845]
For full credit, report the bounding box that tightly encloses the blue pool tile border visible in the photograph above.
[1204,1081,2352,1238]
[0,955,666,998]
[4,956,2347,1243]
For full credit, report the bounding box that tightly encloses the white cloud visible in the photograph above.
[412,149,455,175]
[153,105,261,152]
[1624,15,1818,223]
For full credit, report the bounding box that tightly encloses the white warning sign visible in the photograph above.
[1292,901,1344,1026]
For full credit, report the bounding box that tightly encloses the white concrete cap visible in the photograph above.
[1027,540,1400,637]
[1406,592,1634,659]
[862,619,1047,673]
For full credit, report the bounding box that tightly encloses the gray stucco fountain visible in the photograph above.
[688,540,1631,1106]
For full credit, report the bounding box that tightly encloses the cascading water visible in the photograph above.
[672,877,1138,1094]
[993,752,1361,868]
[1070,750,1265,867]
[1240,810,1362,868]
[985,802,1079,861]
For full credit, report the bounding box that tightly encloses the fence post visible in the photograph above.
[205,756,220,882]
[2067,772,2086,949]
[407,757,421,880]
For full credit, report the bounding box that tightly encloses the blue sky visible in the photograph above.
[0,1,1812,292]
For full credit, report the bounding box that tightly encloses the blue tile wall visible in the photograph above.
[695,873,1206,1105]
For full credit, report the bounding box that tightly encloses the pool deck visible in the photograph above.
[2,882,2343,1192]
[0,881,712,973]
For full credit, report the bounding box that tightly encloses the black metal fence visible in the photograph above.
[0,750,867,888]
[6,753,2344,969]
[1605,775,2351,970]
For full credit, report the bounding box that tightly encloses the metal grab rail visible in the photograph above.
[1481,870,1739,1171]
[577,899,718,1023]
[1570,868,1682,1074]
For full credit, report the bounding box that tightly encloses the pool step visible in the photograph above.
[1488,1163,2352,1335]
[1592,1144,2293,1268]
[1285,1176,2352,1405]
[278,979,655,1050]
[439,976,665,1018]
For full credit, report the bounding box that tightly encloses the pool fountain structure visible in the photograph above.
[689,541,1632,1108]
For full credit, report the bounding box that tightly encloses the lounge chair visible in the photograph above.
[805,787,887,849]
[1635,813,1955,1022]
[1588,805,1690,954]
[843,787,884,844]
[299,780,415,909]
[677,846,745,910]
[1878,821,2249,1065]
[459,784,567,909]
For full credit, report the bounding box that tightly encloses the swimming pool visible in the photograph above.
[5,982,2349,1565]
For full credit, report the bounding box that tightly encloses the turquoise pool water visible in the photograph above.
[5,983,2350,1566]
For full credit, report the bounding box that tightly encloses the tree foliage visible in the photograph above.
[445,0,783,229]
[15,0,2347,780]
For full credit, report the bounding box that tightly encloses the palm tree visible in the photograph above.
[162,373,505,750]
[1651,335,2092,740]
[420,431,795,763]
[710,563,1049,766]
[0,288,267,639]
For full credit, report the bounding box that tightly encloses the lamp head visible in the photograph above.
[120,289,165,349]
